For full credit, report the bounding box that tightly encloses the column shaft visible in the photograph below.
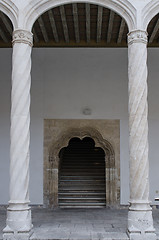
[3,29,33,240]
[128,30,148,201]
[127,30,156,240]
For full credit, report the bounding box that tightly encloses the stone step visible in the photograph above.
[58,187,105,191]
[30,232,129,240]
[59,179,105,183]
[59,144,106,208]
[58,197,106,202]
[60,176,105,180]
[59,191,105,195]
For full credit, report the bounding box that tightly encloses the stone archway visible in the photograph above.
[142,0,159,31]
[0,0,18,29]
[24,0,136,32]
[44,119,120,208]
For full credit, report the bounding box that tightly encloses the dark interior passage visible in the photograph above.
[58,137,106,208]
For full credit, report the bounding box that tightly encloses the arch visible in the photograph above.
[142,0,159,31]
[49,127,114,165]
[0,0,18,29]
[24,0,136,31]
[44,127,119,208]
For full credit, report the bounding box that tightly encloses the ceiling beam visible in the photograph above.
[149,18,159,43]
[107,10,114,43]
[32,27,39,43]
[72,3,80,43]
[48,9,59,43]
[38,16,49,43]
[0,12,12,36]
[60,5,69,43]
[97,6,103,43]
[0,27,8,42]
[86,3,90,43]
[117,18,125,44]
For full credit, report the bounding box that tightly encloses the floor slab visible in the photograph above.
[0,207,159,240]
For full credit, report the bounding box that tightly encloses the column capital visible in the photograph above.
[128,30,148,45]
[12,29,33,47]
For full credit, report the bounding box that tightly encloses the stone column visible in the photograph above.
[127,30,156,240]
[3,29,33,240]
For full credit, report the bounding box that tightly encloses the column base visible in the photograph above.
[3,201,33,240]
[3,230,33,240]
[127,200,156,240]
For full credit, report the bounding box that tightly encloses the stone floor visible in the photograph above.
[0,207,159,240]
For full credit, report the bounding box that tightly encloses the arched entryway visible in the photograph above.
[44,124,119,208]
[58,137,106,208]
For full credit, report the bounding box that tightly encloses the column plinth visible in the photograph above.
[3,29,33,240]
[127,30,156,240]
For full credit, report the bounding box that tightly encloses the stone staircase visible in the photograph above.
[58,142,106,208]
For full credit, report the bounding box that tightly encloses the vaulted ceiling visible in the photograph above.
[32,3,128,47]
[0,3,159,48]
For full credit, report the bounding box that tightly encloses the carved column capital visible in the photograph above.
[128,30,148,45]
[12,29,33,46]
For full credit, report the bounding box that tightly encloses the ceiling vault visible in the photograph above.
[48,9,59,43]
[0,3,158,47]
[85,3,90,43]
[0,27,8,42]
[32,28,39,43]
[149,18,159,43]
[38,16,49,43]
[117,18,125,44]
[60,5,69,43]
[0,12,12,36]
[97,6,103,43]
[72,3,80,43]
[107,10,114,43]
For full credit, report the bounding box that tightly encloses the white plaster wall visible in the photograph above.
[148,49,159,204]
[0,48,159,205]
[0,49,11,204]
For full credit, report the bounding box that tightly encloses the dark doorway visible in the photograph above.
[58,137,106,208]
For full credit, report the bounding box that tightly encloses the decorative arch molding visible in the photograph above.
[24,0,136,31]
[49,127,115,167]
[0,0,18,29]
[44,121,120,209]
[142,0,159,31]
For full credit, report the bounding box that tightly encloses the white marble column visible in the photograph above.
[127,30,156,240]
[3,29,33,240]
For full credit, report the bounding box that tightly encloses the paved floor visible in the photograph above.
[0,207,159,240]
